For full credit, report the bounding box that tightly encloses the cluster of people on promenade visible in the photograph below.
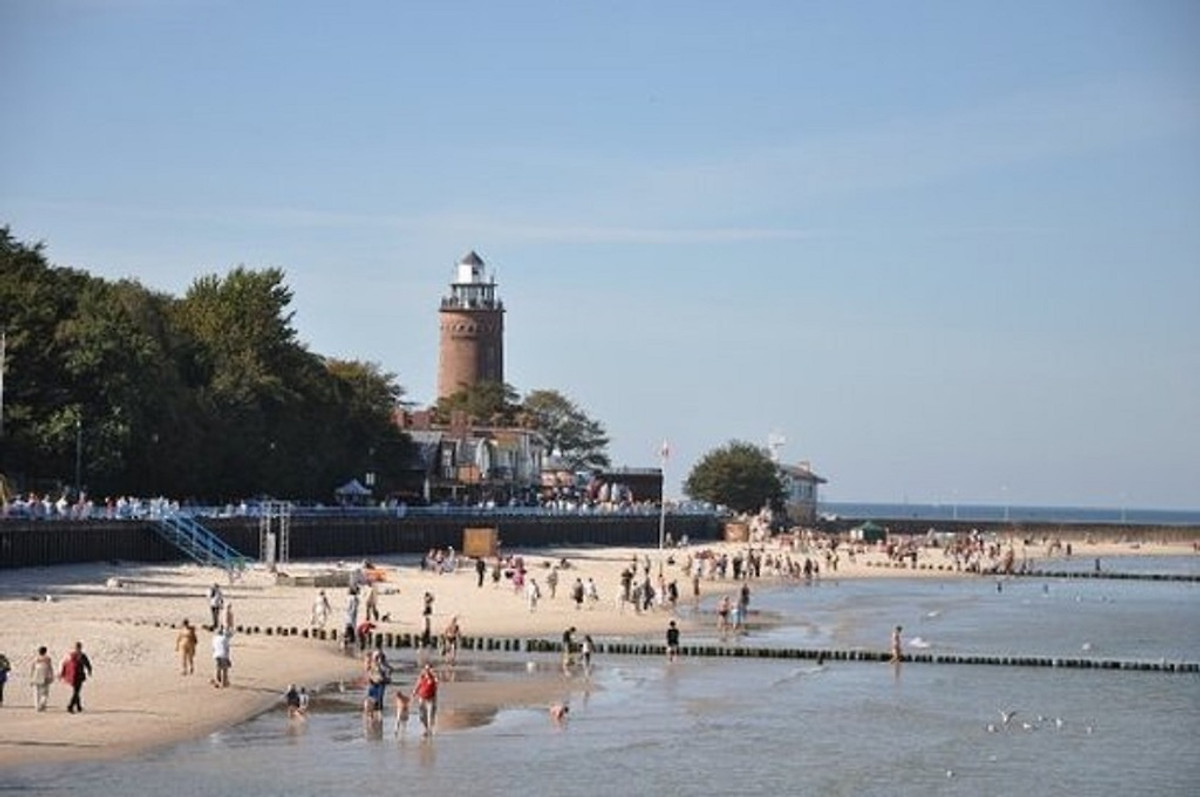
[1,493,191,521]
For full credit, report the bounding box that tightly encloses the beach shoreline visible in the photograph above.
[1,537,1193,769]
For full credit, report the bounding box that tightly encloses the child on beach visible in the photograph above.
[285,683,304,718]
[393,691,411,736]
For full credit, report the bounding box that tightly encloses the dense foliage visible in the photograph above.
[434,383,611,472]
[684,440,784,514]
[521,389,610,471]
[0,227,413,501]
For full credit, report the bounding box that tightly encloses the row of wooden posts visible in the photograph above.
[152,622,1199,674]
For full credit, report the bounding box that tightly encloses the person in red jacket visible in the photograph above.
[411,662,438,737]
[60,641,92,714]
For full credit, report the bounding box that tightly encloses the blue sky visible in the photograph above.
[2,1,1198,508]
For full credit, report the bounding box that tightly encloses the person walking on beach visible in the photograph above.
[890,625,903,663]
[207,583,224,630]
[311,589,332,628]
[421,591,435,648]
[342,588,360,651]
[364,582,380,622]
[176,619,198,675]
[717,595,732,635]
[0,652,10,705]
[30,646,54,711]
[60,641,92,713]
[211,627,233,687]
[666,620,681,663]
[412,662,438,737]
[526,577,541,613]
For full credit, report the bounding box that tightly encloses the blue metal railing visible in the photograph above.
[153,512,249,574]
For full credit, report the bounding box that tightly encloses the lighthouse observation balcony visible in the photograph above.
[441,294,504,311]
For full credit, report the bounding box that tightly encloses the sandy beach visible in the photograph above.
[0,534,1191,769]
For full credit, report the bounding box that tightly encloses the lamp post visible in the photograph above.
[74,414,82,499]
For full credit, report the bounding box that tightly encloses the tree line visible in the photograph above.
[2,225,790,513]
[0,227,617,505]
[1,227,416,502]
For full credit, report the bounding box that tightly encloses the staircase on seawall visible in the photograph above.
[153,512,249,578]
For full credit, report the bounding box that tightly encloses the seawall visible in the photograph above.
[0,513,722,569]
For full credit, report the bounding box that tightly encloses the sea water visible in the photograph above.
[7,556,1199,796]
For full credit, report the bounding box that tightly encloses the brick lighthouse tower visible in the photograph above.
[436,250,505,400]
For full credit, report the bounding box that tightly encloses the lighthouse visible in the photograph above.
[436,250,505,400]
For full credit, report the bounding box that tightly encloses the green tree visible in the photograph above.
[0,228,95,490]
[1,228,419,502]
[56,278,195,496]
[433,381,521,426]
[684,440,783,514]
[320,358,414,496]
[521,389,610,471]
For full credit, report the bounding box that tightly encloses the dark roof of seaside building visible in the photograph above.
[778,462,827,483]
[459,250,484,266]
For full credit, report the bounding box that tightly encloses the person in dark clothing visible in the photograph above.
[61,641,93,713]
[666,620,681,662]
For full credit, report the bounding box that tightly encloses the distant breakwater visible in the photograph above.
[859,559,1200,582]
[0,513,722,569]
[821,517,1200,543]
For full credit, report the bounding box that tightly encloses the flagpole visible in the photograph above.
[658,440,669,550]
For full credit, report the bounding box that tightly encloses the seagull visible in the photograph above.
[1000,710,1017,726]
[1021,722,1035,732]
[1054,717,1065,730]
[986,723,999,733]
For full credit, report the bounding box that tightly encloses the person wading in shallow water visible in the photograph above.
[890,625,903,664]
[412,662,438,737]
